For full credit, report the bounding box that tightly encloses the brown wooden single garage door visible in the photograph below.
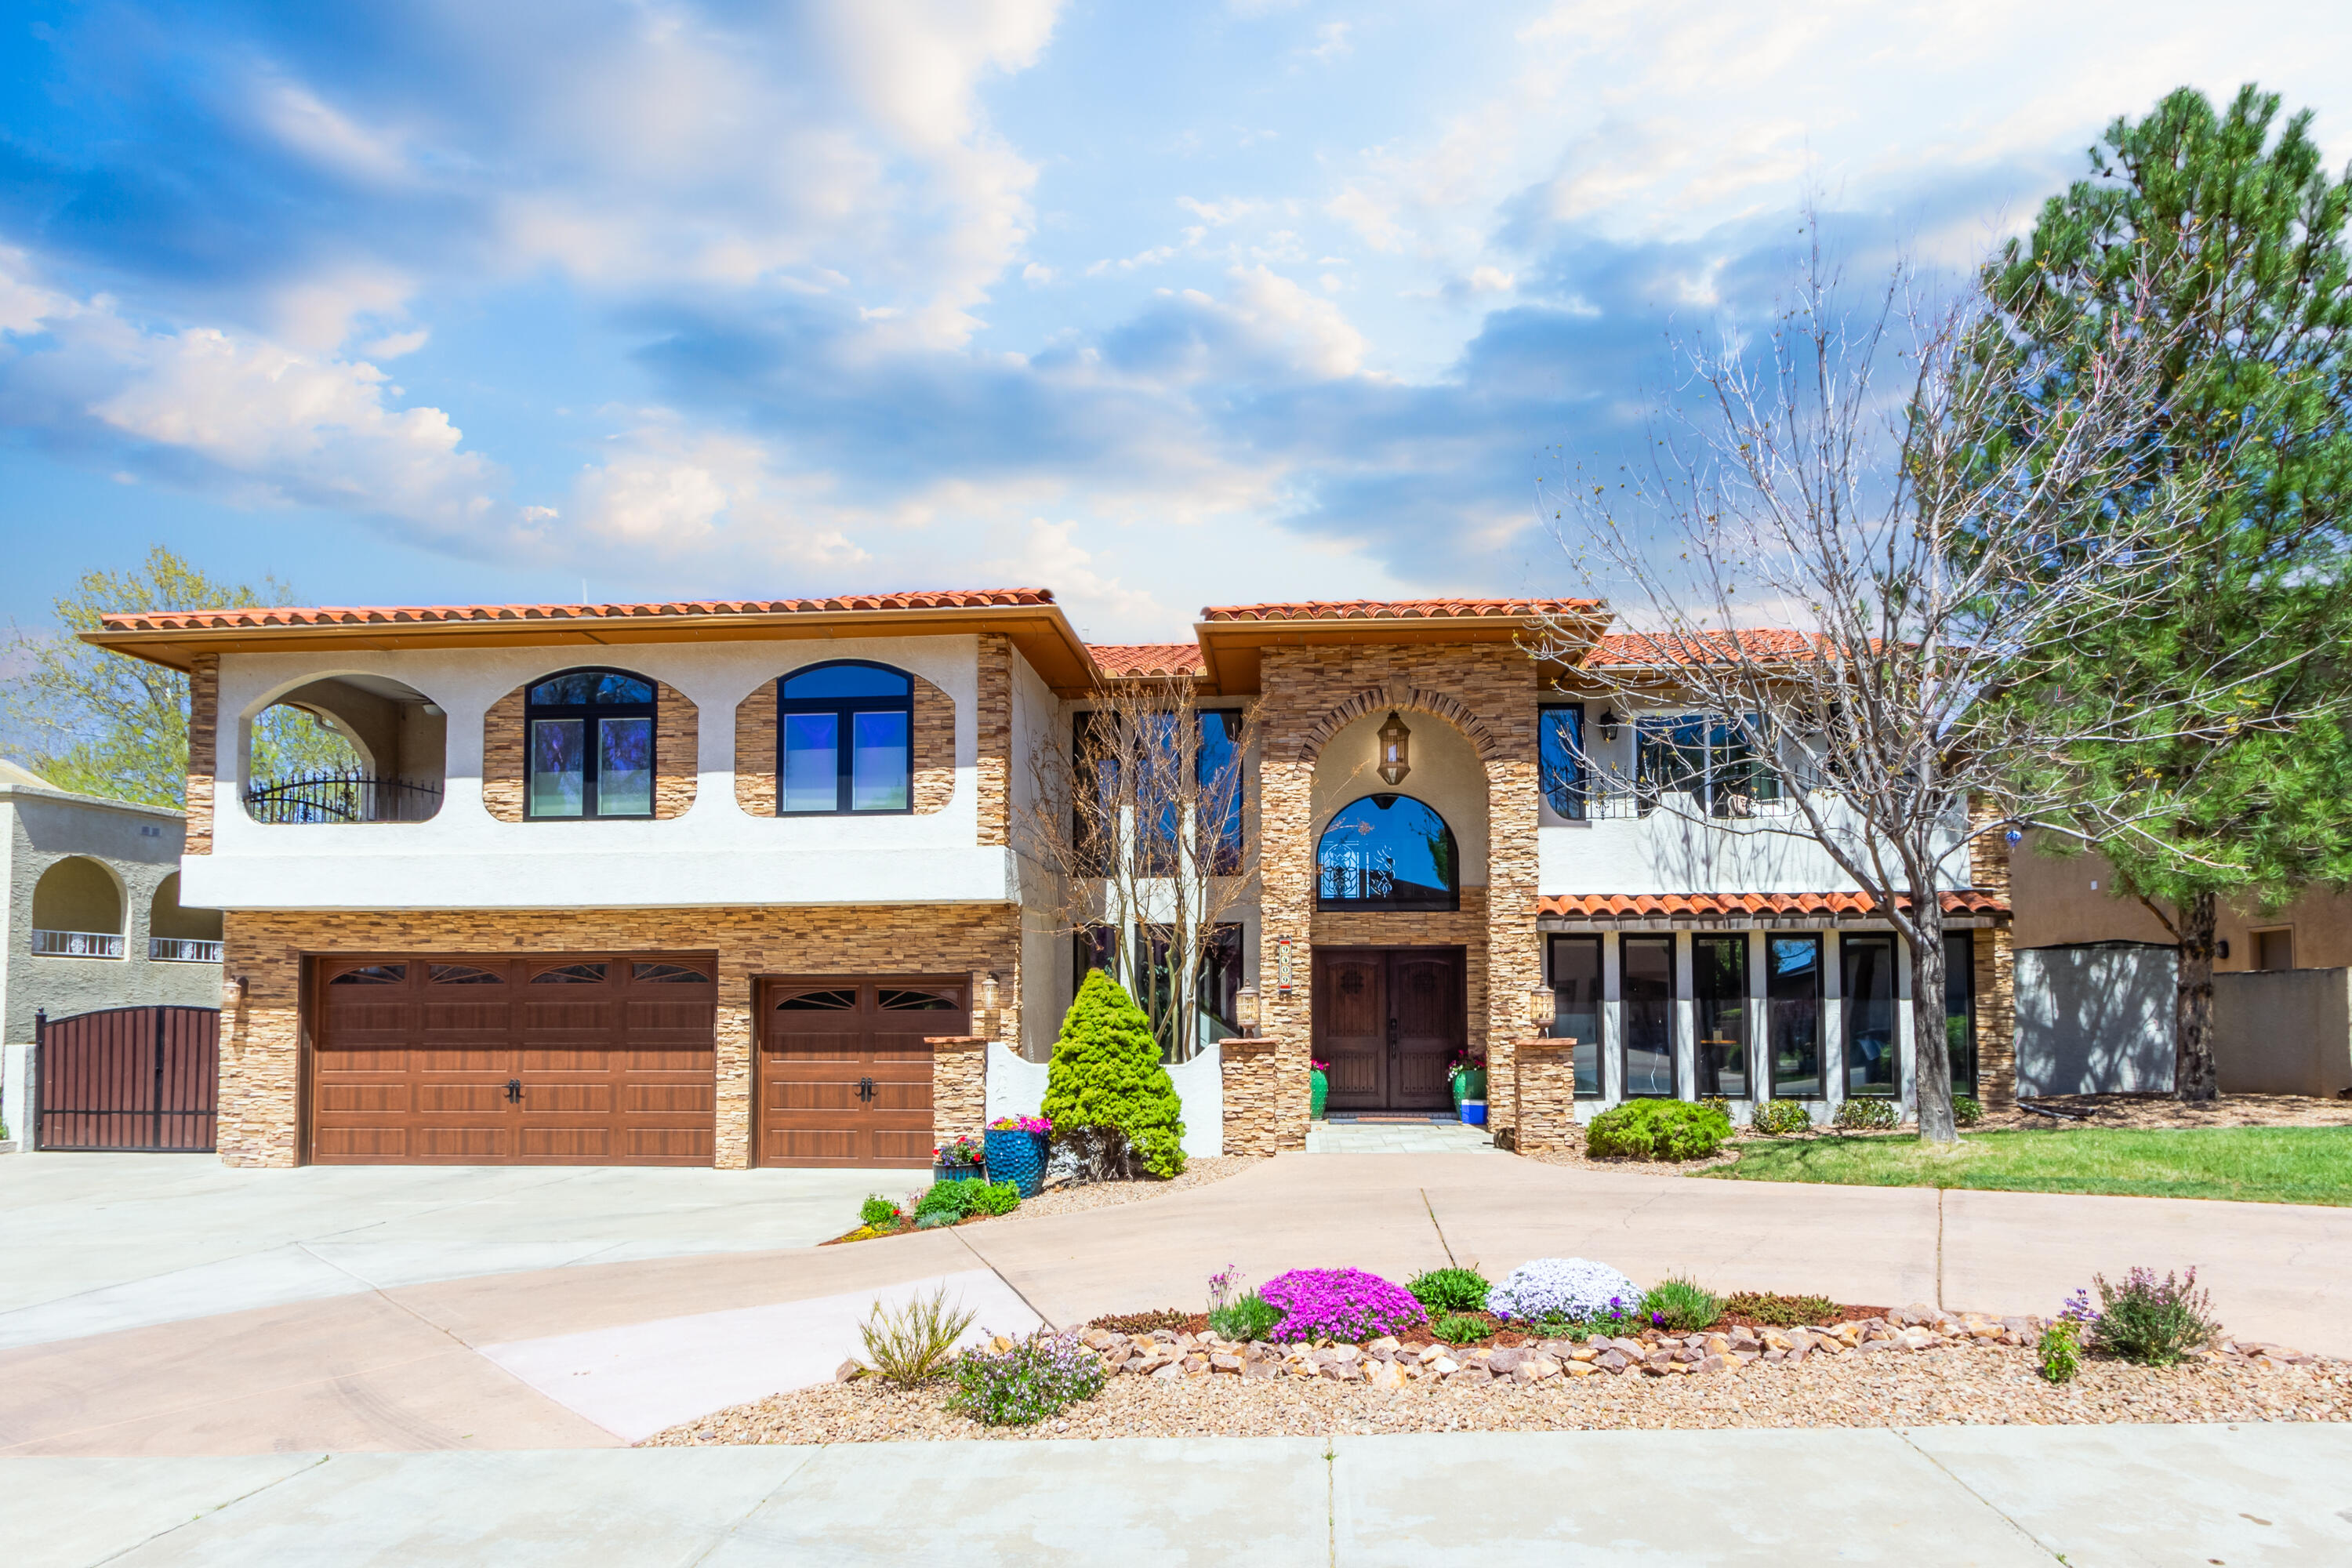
[311,954,717,1164]
[757,976,968,1167]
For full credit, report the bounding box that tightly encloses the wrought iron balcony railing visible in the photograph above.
[31,928,125,958]
[243,772,444,825]
[149,937,225,963]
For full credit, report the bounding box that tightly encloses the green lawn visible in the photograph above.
[1700,1126,2352,1206]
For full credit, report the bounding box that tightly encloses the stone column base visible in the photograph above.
[927,1035,989,1150]
[1512,1036,1581,1152]
[1220,1037,1294,1155]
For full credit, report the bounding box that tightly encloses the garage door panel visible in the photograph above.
[310,952,717,1167]
[757,975,964,1169]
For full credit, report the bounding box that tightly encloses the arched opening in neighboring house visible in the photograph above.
[1316,795,1460,912]
[149,873,224,962]
[31,856,125,957]
[244,674,446,824]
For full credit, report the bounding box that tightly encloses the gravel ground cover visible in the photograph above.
[646,1308,2347,1447]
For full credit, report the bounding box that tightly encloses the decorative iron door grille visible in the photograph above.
[35,1004,220,1152]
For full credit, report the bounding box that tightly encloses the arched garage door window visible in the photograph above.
[1316,794,1458,912]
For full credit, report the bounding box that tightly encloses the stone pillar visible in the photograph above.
[1513,1036,1581,1152]
[927,1035,989,1149]
[713,989,753,1169]
[186,653,217,856]
[976,633,1012,846]
[1975,927,2018,1110]
[1219,1036,1294,1155]
[216,916,300,1167]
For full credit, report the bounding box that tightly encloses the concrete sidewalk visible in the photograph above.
[9,1425,2350,1566]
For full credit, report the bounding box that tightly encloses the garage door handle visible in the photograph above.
[505,1078,523,1104]
[857,1076,875,1103]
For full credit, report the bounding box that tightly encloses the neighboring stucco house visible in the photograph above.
[2,758,224,1140]
[81,590,2014,1170]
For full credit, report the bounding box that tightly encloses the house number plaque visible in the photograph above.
[1276,935,1294,998]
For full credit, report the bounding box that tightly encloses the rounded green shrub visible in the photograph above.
[1750,1098,1813,1137]
[1042,971,1187,1180]
[1585,1099,1732,1161]
[1639,1276,1723,1332]
[860,1194,903,1229]
[1832,1096,1900,1131]
[1953,1095,1984,1128]
[913,1178,1020,1223]
[1406,1267,1491,1316]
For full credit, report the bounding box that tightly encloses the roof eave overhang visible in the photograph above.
[1196,607,1614,695]
[82,602,1100,689]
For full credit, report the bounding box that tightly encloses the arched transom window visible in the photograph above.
[779,661,913,815]
[527,669,655,819]
[1316,794,1459,912]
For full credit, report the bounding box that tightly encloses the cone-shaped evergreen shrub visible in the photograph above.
[1043,970,1186,1180]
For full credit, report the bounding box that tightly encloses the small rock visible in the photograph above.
[1598,1350,1630,1374]
[1487,1348,1526,1376]
[1364,1359,1409,1393]
[833,1360,862,1383]
[1699,1355,1730,1374]
[1243,1358,1276,1381]
[1519,1356,1562,1384]
[1083,1327,1115,1350]
[1367,1336,1400,1356]
[1210,1354,1243,1375]
[1704,1334,1731,1356]
[1567,1343,1599,1363]
[1429,1356,1461,1377]
[1329,1343,1362,1363]
[1151,1363,1182,1381]
[1563,1359,1598,1377]
[1454,1365,1493,1384]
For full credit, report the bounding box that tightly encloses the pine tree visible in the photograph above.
[1042,970,1186,1181]
[1986,85,2352,1098]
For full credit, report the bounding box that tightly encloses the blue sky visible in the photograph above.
[3,1,2348,641]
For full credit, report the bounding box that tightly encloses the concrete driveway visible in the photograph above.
[2,1150,2348,1457]
[0,1153,906,1348]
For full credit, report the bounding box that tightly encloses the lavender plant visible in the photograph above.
[2087,1268,2218,1366]
[949,1330,1108,1425]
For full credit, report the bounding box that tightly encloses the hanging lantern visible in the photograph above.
[1598,708,1621,742]
[978,972,1000,1013]
[1377,710,1412,786]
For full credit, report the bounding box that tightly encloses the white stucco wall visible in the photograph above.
[984,1038,1223,1158]
[192,635,1015,910]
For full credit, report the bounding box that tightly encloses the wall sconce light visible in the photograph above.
[1597,708,1621,742]
[1236,985,1259,1034]
[222,974,249,1009]
[978,971,1000,1015]
[1377,710,1412,786]
[1525,983,1555,1037]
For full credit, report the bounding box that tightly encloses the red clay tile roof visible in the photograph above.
[96,588,1056,633]
[1201,598,1604,622]
[1583,629,1835,666]
[1536,891,2009,920]
[1088,643,1210,677]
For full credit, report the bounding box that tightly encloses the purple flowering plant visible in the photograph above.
[1259,1268,1427,1343]
[935,1134,985,1166]
[989,1115,1053,1134]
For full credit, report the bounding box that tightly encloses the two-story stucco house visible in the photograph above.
[84,590,2013,1170]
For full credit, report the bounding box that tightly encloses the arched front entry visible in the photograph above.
[1315,946,1465,1112]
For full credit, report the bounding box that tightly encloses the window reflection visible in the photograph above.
[1316,795,1457,912]
[1768,935,1823,1098]
[1843,935,1899,1096]
[1622,936,1676,1097]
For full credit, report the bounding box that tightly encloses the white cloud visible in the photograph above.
[361,327,431,359]
[569,422,869,568]
[1306,22,1353,62]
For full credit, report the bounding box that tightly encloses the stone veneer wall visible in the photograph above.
[927,1035,988,1148]
[1218,1037,1283,1155]
[976,633,1012,846]
[186,653,217,855]
[1512,1037,1577,1152]
[1251,644,1540,1152]
[732,673,957,817]
[216,903,1020,1169]
[482,680,699,822]
[1967,799,2018,1109]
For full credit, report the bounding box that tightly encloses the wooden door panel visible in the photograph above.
[1318,953,1388,1110]
[1389,954,1457,1110]
[757,976,961,1168]
[1312,947,1465,1112]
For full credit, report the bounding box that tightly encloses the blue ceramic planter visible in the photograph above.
[984,1129,1048,1197]
[932,1160,987,1184]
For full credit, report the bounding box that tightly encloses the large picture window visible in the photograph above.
[1842,934,1899,1097]
[1635,714,1780,815]
[1548,935,1603,1096]
[1197,710,1246,874]
[1694,935,1750,1098]
[1621,935,1676,1097]
[779,662,913,815]
[1944,931,1976,1096]
[1766,935,1823,1098]
[1539,705,1585,820]
[1316,795,1458,912]
[526,669,655,818]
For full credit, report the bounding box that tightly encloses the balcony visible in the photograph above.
[31,929,125,959]
[244,771,445,826]
[150,937,225,963]
[1553,781,1798,822]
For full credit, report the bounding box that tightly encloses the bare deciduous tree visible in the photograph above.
[1534,239,2220,1144]
[1015,666,1258,1063]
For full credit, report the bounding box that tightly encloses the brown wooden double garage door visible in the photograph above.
[310,953,965,1167]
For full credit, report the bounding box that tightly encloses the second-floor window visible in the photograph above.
[1635,714,1780,815]
[780,661,913,815]
[1539,704,1585,820]
[528,669,655,818]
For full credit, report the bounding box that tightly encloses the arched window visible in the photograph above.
[779,661,913,815]
[31,856,125,956]
[526,668,655,818]
[1316,795,1458,912]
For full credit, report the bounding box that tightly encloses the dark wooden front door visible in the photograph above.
[757,977,967,1167]
[1315,947,1463,1111]
[310,954,717,1165]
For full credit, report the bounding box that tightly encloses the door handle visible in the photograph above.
[505,1078,523,1104]
[1386,1018,1399,1051]
[856,1076,876,1103]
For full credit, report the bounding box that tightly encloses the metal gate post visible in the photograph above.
[30,1008,44,1152]
[151,1004,166,1152]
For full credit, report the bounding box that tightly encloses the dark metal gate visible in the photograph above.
[34,1005,220,1152]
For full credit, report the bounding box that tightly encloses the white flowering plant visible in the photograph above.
[1488,1258,1640,1328]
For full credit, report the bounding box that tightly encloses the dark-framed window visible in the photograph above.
[1316,794,1458,912]
[1635,713,1780,815]
[526,668,655,819]
[1842,933,1899,1097]
[1539,705,1586,820]
[779,661,913,815]
[1197,923,1245,1044]
[1944,931,1976,1095]
[1548,934,1603,1096]
[1621,935,1677,1097]
[1694,935,1751,1098]
[1197,710,1246,873]
[1766,935,1824,1098]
